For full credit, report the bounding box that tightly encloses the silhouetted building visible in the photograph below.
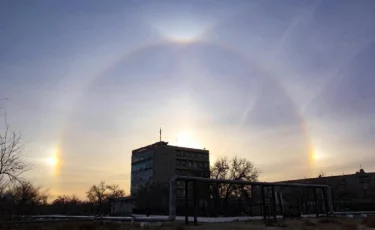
[109,197,135,216]
[279,169,374,200]
[278,168,375,212]
[130,141,210,195]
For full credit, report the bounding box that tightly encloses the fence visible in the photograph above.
[0,176,335,224]
[169,176,333,225]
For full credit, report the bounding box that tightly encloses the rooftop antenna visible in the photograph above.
[159,128,162,142]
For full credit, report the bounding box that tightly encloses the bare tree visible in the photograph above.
[0,108,30,192]
[86,181,125,215]
[106,184,125,199]
[2,181,48,220]
[87,181,107,215]
[52,195,82,215]
[211,157,258,197]
[210,157,259,216]
[53,195,81,204]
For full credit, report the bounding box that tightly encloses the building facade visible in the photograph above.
[279,169,375,201]
[109,197,135,216]
[277,168,375,213]
[131,141,210,195]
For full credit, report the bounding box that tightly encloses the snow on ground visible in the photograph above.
[132,214,283,222]
[35,214,280,222]
[34,212,374,223]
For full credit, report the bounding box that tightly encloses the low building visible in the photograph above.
[277,168,375,212]
[109,197,135,216]
[279,169,375,201]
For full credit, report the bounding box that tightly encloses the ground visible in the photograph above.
[0,217,374,230]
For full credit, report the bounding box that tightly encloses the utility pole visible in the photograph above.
[159,128,162,142]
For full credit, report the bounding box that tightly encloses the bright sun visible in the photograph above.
[312,149,324,161]
[177,131,202,149]
[46,156,58,167]
[44,148,60,168]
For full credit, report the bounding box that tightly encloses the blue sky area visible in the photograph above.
[1,0,375,198]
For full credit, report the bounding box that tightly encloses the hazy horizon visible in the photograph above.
[1,0,375,199]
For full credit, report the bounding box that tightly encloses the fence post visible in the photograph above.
[193,181,198,225]
[250,186,255,216]
[272,186,277,221]
[169,179,176,221]
[322,188,329,217]
[277,192,284,217]
[185,181,189,225]
[313,188,319,218]
[261,186,266,220]
[326,186,333,215]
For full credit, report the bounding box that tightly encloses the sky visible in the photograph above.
[1,0,375,199]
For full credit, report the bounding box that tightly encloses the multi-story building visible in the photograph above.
[277,168,375,212]
[279,168,375,201]
[130,141,210,195]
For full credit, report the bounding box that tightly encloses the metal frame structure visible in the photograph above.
[169,176,333,225]
[24,176,333,224]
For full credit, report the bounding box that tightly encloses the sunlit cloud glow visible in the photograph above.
[175,130,202,149]
[151,18,211,44]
